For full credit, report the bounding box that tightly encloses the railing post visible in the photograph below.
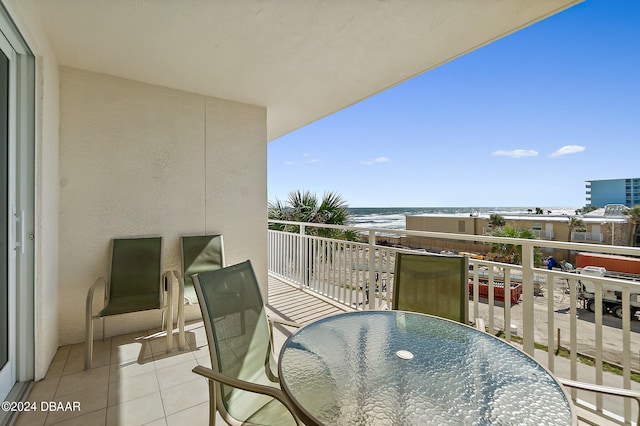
[521,243,534,356]
[472,261,479,323]
[622,286,632,421]
[299,225,306,289]
[368,230,376,310]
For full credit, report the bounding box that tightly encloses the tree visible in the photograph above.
[488,214,506,229]
[268,190,357,240]
[268,190,357,286]
[488,226,542,266]
[567,217,585,241]
[624,205,640,246]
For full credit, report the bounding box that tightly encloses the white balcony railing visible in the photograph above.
[533,229,555,239]
[572,231,604,242]
[268,220,640,424]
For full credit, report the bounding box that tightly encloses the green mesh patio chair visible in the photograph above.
[85,236,173,370]
[191,260,303,426]
[392,252,469,323]
[172,235,225,349]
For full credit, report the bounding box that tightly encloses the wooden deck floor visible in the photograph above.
[267,274,354,324]
[267,274,355,352]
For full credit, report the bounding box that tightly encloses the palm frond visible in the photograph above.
[267,189,357,241]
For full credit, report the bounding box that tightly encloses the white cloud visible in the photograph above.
[285,155,320,165]
[549,145,586,158]
[361,157,390,166]
[491,149,538,158]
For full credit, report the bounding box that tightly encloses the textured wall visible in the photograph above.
[59,67,266,344]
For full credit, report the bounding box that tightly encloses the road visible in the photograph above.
[473,277,640,370]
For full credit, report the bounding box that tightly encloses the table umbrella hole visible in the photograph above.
[396,350,414,360]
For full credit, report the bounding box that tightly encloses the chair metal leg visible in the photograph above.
[85,277,106,370]
[84,313,93,371]
[177,272,185,350]
[209,379,217,426]
[165,272,174,353]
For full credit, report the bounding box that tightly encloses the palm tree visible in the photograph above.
[268,190,357,286]
[564,216,586,261]
[268,190,357,240]
[488,214,506,230]
[624,205,640,246]
[567,217,585,242]
[489,226,541,266]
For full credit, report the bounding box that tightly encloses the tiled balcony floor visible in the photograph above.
[16,276,351,426]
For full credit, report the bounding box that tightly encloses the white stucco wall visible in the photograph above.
[59,68,267,345]
[3,0,61,381]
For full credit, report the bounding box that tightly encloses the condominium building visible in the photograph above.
[586,177,640,208]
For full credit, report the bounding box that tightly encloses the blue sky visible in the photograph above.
[267,0,639,208]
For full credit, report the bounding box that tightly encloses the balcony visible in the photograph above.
[15,221,640,425]
[572,231,604,243]
[533,229,556,239]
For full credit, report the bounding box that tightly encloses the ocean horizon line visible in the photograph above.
[348,206,580,209]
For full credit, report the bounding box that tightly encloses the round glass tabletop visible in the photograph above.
[279,311,575,425]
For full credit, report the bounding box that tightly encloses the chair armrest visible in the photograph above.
[268,317,302,329]
[86,277,107,318]
[557,377,640,425]
[192,365,305,426]
[268,317,302,351]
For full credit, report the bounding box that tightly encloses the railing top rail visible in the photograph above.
[268,220,640,257]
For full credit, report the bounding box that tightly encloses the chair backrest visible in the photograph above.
[392,252,468,323]
[181,234,224,303]
[101,236,163,316]
[192,260,278,423]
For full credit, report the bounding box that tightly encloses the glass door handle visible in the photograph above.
[12,206,25,255]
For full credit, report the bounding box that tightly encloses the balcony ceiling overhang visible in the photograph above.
[34,0,581,141]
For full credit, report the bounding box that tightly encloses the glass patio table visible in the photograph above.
[278,311,576,426]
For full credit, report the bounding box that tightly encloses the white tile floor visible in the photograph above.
[16,276,350,426]
[15,322,213,426]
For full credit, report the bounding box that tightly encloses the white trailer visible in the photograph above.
[577,266,640,319]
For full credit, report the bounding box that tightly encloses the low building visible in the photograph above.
[404,205,632,261]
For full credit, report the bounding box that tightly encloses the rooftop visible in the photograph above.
[408,204,630,223]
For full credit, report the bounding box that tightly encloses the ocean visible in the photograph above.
[346,207,580,230]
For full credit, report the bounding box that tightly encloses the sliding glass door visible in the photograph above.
[0,27,15,402]
[0,6,34,403]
